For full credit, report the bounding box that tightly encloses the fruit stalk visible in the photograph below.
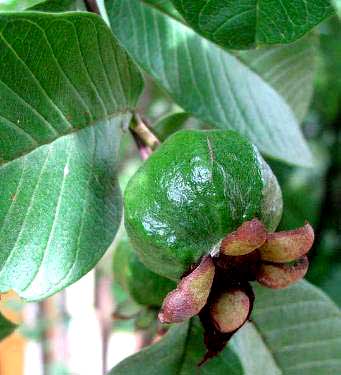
[130,114,160,151]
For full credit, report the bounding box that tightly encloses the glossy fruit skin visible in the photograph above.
[124,130,282,281]
[113,239,176,307]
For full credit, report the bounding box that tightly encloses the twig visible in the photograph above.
[84,0,99,14]
[130,114,160,151]
[130,130,154,161]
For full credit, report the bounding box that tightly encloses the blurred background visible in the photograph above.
[0,0,340,374]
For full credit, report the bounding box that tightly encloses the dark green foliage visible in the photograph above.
[114,238,176,307]
[109,317,243,374]
[0,12,143,300]
[170,0,333,49]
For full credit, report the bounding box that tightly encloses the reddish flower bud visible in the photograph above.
[158,256,215,324]
[256,256,309,289]
[259,223,314,263]
[210,289,250,333]
[220,219,267,256]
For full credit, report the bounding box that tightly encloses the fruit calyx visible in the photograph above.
[158,256,215,323]
[158,220,315,364]
[220,218,267,256]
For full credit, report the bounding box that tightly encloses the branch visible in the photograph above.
[130,114,160,151]
[130,114,161,160]
[84,0,99,14]
[130,131,153,161]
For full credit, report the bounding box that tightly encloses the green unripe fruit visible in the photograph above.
[113,238,176,307]
[124,130,282,281]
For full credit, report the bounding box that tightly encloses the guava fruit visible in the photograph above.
[124,130,283,281]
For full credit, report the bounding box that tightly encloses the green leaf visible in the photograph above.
[233,280,341,374]
[0,12,143,300]
[314,17,341,124]
[117,0,317,123]
[170,0,334,49]
[28,0,83,12]
[104,0,313,166]
[332,0,341,18]
[236,33,318,123]
[144,0,183,19]
[271,152,327,231]
[0,1,41,11]
[109,317,243,374]
[153,112,191,141]
[0,313,16,341]
[113,238,176,307]
[318,266,341,307]
[124,130,282,281]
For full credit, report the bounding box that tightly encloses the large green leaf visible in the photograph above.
[236,33,317,123]
[268,145,328,231]
[138,0,317,122]
[0,313,16,341]
[170,0,333,49]
[143,0,317,122]
[0,12,143,300]
[144,0,183,19]
[29,0,83,12]
[109,317,243,374]
[153,112,191,141]
[104,0,313,166]
[233,280,341,374]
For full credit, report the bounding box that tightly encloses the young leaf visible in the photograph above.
[0,313,16,341]
[170,0,334,49]
[0,12,143,300]
[104,0,313,166]
[109,317,243,374]
[113,238,176,307]
[153,112,191,141]
[233,280,341,374]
